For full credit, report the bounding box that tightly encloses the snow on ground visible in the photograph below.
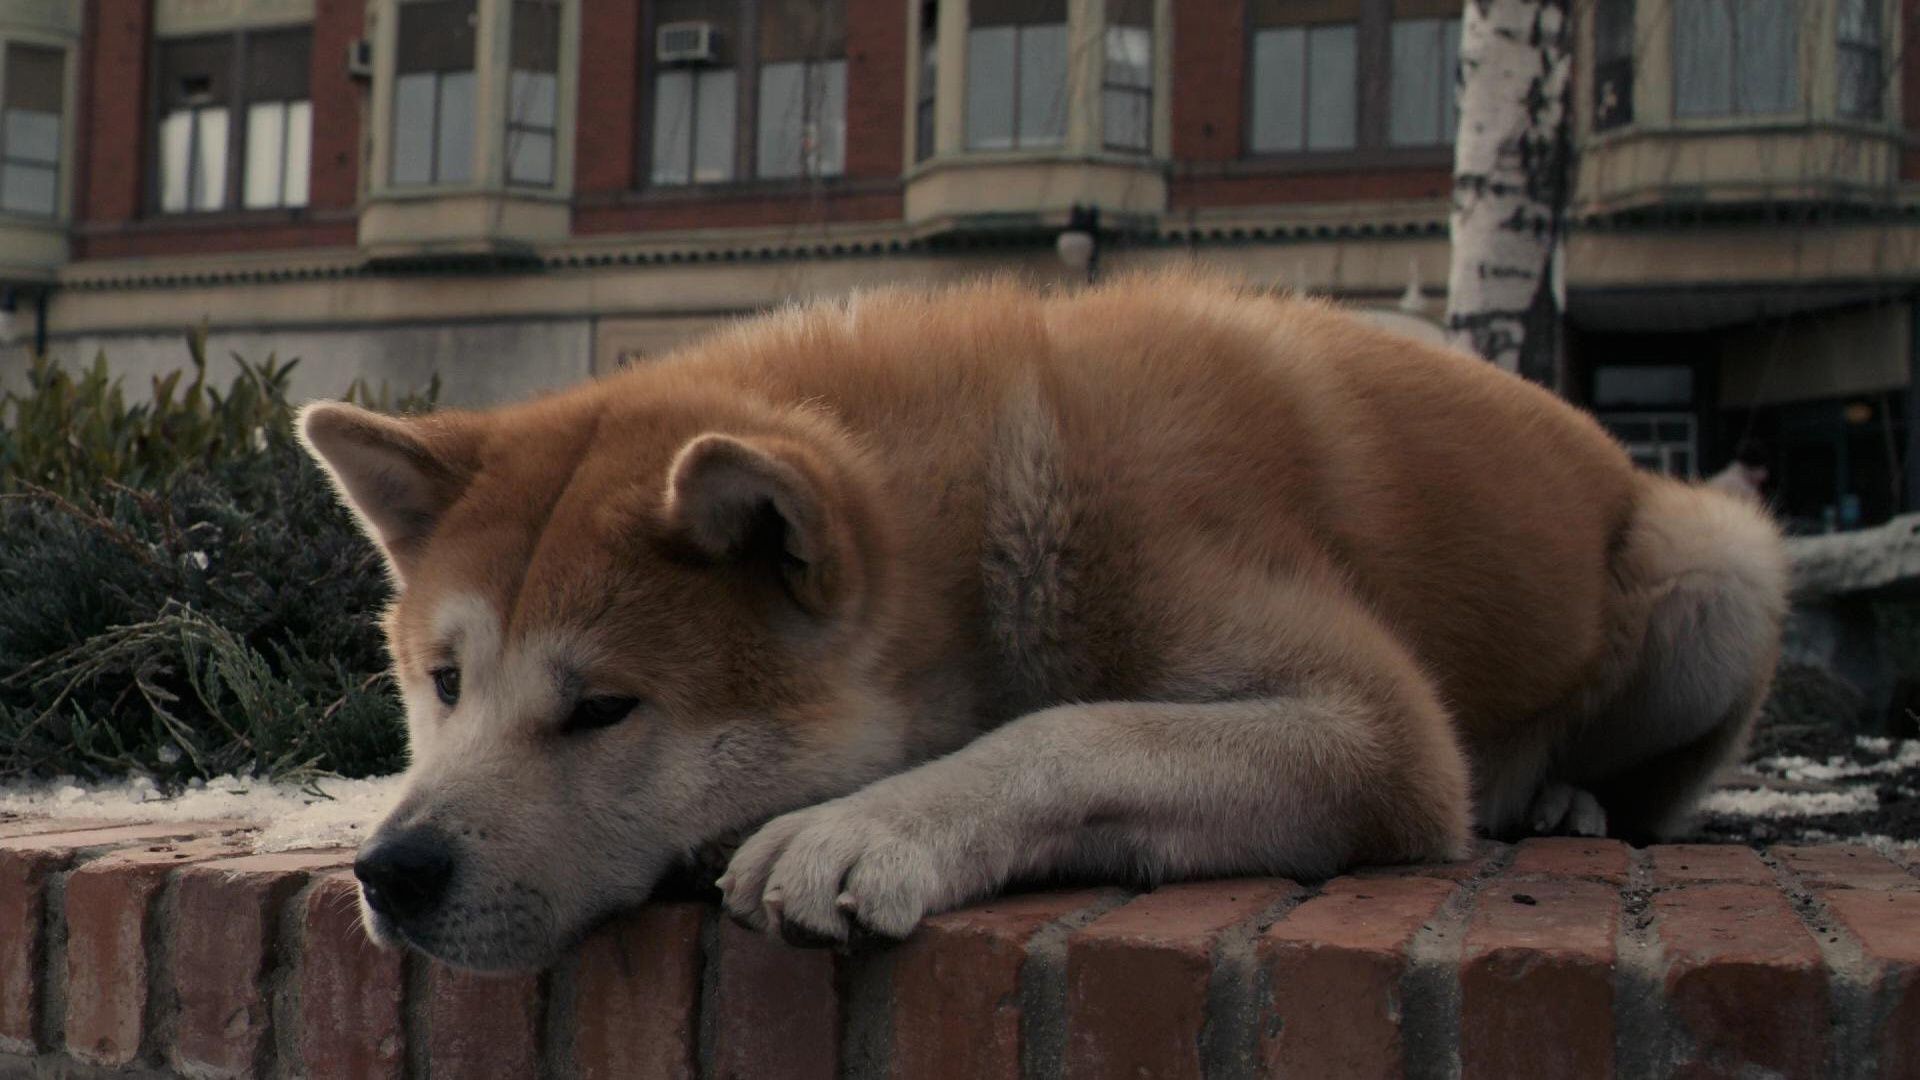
[1697,787,1879,819]
[0,773,403,853]
[1754,738,1920,784]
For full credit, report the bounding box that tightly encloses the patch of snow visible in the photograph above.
[1753,739,1920,783]
[1698,787,1878,819]
[0,773,403,853]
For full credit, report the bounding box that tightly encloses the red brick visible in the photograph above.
[1460,878,1617,1079]
[0,817,117,839]
[1262,876,1456,1077]
[891,890,1115,1080]
[1821,890,1920,1080]
[1351,841,1503,882]
[1775,844,1919,891]
[573,189,904,237]
[1171,0,1246,161]
[845,0,906,178]
[711,920,842,1080]
[0,822,222,1052]
[1650,844,1773,887]
[1170,167,1453,212]
[169,851,351,1078]
[574,0,640,195]
[1065,879,1298,1080]
[309,0,366,211]
[571,903,705,1080]
[1655,884,1827,1078]
[297,873,405,1080]
[78,0,152,224]
[1507,837,1631,885]
[63,837,252,1066]
[426,963,541,1079]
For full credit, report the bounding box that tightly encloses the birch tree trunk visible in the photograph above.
[1445,0,1575,388]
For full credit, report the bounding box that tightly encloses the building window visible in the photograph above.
[1103,0,1152,153]
[1248,0,1357,154]
[1837,0,1882,121]
[1593,0,1633,131]
[1,43,64,218]
[392,0,477,186]
[158,37,233,212]
[1387,16,1460,146]
[241,31,311,208]
[965,0,1067,151]
[915,1,937,162]
[1673,0,1798,117]
[506,0,560,186]
[650,0,738,185]
[756,0,846,179]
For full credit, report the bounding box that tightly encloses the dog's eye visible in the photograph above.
[431,667,461,707]
[564,695,640,734]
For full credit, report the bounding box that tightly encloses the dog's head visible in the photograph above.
[297,383,906,971]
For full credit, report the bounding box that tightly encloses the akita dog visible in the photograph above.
[299,274,1787,972]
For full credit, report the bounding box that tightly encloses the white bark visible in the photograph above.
[1445,0,1574,387]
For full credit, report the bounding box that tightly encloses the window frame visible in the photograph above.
[1670,0,1802,120]
[0,40,69,220]
[963,15,1069,153]
[505,0,562,188]
[1836,0,1884,122]
[389,0,480,189]
[1101,18,1153,154]
[151,26,313,217]
[1385,15,1460,148]
[639,0,849,191]
[1245,20,1360,156]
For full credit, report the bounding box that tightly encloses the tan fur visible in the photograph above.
[299,272,1787,970]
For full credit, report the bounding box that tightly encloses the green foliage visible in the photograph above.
[0,330,434,786]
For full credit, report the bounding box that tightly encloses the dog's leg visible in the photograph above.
[720,676,1472,942]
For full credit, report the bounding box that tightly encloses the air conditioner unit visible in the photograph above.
[346,39,373,79]
[658,21,717,64]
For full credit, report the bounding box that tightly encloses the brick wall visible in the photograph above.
[308,0,367,212]
[574,0,642,197]
[1171,0,1246,163]
[0,818,1916,1078]
[76,0,153,227]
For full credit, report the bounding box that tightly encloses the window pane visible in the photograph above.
[158,36,233,110]
[1674,0,1733,116]
[194,107,228,210]
[757,60,805,178]
[397,0,476,73]
[244,101,285,208]
[692,68,736,183]
[651,69,693,184]
[3,44,64,113]
[1389,20,1440,145]
[1837,0,1878,44]
[160,108,193,211]
[1838,45,1882,119]
[392,72,436,185]
[974,0,1065,24]
[1106,26,1151,89]
[283,99,310,205]
[1103,87,1149,150]
[245,29,310,103]
[1017,23,1067,146]
[1595,0,1635,62]
[1,163,56,215]
[510,0,561,71]
[507,129,554,184]
[965,26,1015,149]
[760,0,847,61]
[1736,0,1797,113]
[1594,366,1692,406]
[4,109,60,164]
[813,59,846,176]
[509,70,557,129]
[1440,18,1460,140]
[436,70,474,183]
[1249,27,1304,152]
[1305,24,1356,150]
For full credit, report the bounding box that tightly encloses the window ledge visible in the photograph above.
[1212,147,1454,176]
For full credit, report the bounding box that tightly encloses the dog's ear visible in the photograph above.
[297,402,477,582]
[662,433,864,618]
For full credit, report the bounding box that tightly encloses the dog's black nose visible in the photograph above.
[355,828,455,923]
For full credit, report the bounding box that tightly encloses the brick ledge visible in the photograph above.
[0,818,1914,1078]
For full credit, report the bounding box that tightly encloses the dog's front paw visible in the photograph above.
[718,798,954,944]
[1526,780,1609,838]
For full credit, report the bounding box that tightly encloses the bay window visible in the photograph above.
[506,0,561,186]
[392,0,477,186]
[1836,0,1882,120]
[1103,0,1152,153]
[1673,0,1798,117]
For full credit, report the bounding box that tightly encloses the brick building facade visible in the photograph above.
[4,0,1920,530]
